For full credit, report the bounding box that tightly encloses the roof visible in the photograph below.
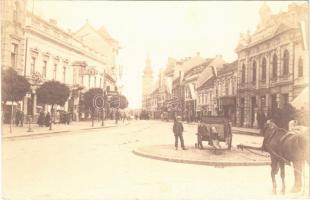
[196,56,226,89]
[181,55,206,74]
[218,60,237,75]
[236,3,308,52]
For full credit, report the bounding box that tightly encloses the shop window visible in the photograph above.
[298,57,303,77]
[282,50,289,75]
[272,54,278,79]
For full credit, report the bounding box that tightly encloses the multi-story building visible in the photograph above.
[1,0,119,122]
[235,3,308,127]
[214,61,238,125]
[196,56,226,119]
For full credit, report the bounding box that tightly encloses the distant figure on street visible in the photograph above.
[19,110,24,127]
[15,109,20,126]
[115,110,120,124]
[45,112,51,127]
[173,116,186,150]
[37,110,45,127]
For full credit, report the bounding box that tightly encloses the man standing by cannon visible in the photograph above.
[173,116,186,150]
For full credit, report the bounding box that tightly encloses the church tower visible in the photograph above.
[142,55,153,109]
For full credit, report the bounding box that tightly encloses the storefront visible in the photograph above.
[219,96,236,125]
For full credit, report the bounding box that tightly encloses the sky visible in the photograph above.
[29,0,305,109]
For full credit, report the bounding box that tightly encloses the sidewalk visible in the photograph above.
[133,145,270,167]
[1,120,125,139]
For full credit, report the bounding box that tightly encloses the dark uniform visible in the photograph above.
[173,120,186,150]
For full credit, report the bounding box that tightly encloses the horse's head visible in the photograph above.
[261,120,277,151]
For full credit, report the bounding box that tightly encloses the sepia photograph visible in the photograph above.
[1,0,309,199]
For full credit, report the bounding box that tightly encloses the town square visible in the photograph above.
[1,0,309,199]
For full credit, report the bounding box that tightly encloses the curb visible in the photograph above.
[133,148,270,167]
[232,130,262,137]
[2,123,129,140]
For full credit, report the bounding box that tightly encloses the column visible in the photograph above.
[32,93,37,121]
[23,96,28,115]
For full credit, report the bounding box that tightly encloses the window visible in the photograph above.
[42,61,47,78]
[53,64,57,80]
[94,76,97,87]
[30,57,36,74]
[272,54,278,79]
[225,80,229,95]
[283,50,289,75]
[13,1,18,22]
[298,57,303,77]
[99,78,102,88]
[282,94,289,107]
[241,64,246,83]
[11,43,18,68]
[260,95,266,108]
[63,65,66,83]
[252,61,257,83]
[261,57,266,81]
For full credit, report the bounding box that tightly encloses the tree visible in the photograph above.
[36,81,70,129]
[2,68,30,103]
[1,68,30,130]
[83,88,104,126]
[110,95,128,109]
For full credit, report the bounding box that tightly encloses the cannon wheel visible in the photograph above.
[226,124,232,150]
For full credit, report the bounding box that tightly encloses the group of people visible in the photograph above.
[15,109,24,127]
[37,111,51,127]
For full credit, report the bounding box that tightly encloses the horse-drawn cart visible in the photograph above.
[196,116,232,150]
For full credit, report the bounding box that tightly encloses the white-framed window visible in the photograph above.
[30,57,36,74]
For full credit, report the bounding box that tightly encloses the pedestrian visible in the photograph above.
[15,109,20,127]
[19,110,24,127]
[173,116,186,150]
[45,112,51,127]
[37,110,45,127]
[115,110,120,124]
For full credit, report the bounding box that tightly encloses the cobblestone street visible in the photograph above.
[2,120,308,199]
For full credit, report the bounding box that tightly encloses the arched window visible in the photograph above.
[298,57,303,77]
[283,50,289,75]
[272,54,278,79]
[241,64,245,83]
[252,61,257,83]
[261,57,266,81]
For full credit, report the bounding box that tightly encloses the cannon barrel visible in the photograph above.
[237,144,262,151]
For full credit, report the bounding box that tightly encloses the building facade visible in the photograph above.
[235,3,308,127]
[1,0,119,122]
[214,61,238,125]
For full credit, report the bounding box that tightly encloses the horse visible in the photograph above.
[261,120,309,194]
